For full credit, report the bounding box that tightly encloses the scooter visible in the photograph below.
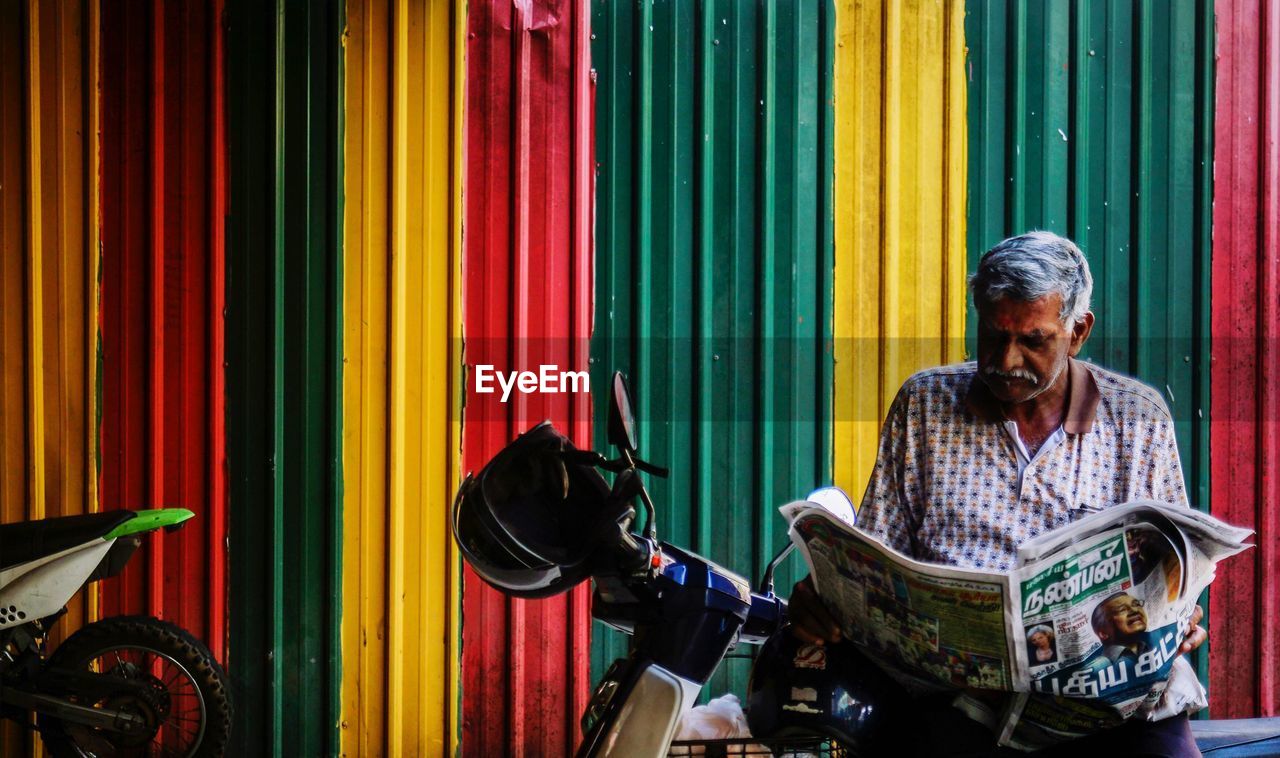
[455,371,872,756]
[0,508,233,757]
[574,375,823,755]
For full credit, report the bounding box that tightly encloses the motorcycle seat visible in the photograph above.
[0,511,137,570]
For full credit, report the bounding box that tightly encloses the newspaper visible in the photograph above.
[784,493,1253,750]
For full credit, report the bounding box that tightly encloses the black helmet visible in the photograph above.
[747,632,902,751]
[452,422,613,598]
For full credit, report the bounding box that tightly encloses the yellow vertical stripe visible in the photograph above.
[24,0,47,523]
[388,0,410,741]
[37,0,94,641]
[340,1,460,754]
[832,0,967,501]
[943,2,967,360]
[21,7,46,752]
[2,1,97,755]
[86,0,101,629]
[448,0,465,753]
[340,0,390,754]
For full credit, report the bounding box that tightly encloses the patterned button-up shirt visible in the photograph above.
[856,358,1189,571]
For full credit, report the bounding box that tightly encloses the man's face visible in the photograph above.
[974,294,1092,404]
[1101,594,1148,640]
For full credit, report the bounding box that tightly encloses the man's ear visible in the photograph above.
[1069,312,1095,357]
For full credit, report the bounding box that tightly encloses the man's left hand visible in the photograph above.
[1178,604,1206,654]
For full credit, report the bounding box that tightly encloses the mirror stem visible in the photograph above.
[637,485,658,542]
[759,543,795,595]
[620,448,658,542]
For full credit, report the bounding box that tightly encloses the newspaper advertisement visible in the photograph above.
[785,495,1252,749]
[789,512,1015,692]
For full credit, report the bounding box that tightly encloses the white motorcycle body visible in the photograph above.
[0,537,115,629]
[590,662,702,757]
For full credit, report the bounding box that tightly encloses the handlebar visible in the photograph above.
[742,591,788,644]
[572,439,790,646]
[562,449,670,478]
[609,525,658,578]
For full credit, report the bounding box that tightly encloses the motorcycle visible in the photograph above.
[453,371,1280,757]
[454,371,889,756]
[0,508,233,757]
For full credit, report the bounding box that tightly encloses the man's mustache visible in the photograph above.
[982,366,1040,385]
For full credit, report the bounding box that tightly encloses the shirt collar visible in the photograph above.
[965,357,1101,434]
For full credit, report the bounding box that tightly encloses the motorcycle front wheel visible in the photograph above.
[37,615,233,758]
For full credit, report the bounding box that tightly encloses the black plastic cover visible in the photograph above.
[0,511,137,570]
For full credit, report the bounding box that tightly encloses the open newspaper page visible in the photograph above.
[997,523,1191,748]
[1013,525,1184,706]
[784,496,1252,752]
[784,504,1020,693]
[997,502,1253,749]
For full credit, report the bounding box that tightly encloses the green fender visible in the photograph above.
[103,509,195,540]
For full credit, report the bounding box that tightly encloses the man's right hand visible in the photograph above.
[787,576,842,646]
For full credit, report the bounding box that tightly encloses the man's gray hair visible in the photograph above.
[969,231,1093,324]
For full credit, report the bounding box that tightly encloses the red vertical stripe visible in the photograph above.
[1210,0,1280,718]
[461,0,595,754]
[509,3,532,741]
[463,1,512,752]
[569,0,595,738]
[1260,0,1280,716]
[148,0,166,622]
[208,0,227,666]
[99,0,227,666]
[101,0,148,621]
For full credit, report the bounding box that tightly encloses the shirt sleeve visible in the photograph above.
[1138,399,1191,509]
[855,383,919,556]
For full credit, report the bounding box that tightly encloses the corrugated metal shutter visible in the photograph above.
[0,0,100,753]
[225,0,343,753]
[99,0,228,666]
[1209,0,1280,718]
[831,0,969,500]
[339,0,464,753]
[460,0,596,754]
[964,0,1215,685]
[589,0,835,699]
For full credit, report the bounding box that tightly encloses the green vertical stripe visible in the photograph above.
[1190,0,1215,693]
[271,4,288,752]
[331,0,347,743]
[227,0,342,752]
[226,0,276,750]
[964,0,1214,691]
[818,0,834,498]
[589,0,835,700]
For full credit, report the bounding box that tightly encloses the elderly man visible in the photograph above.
[790,232,1205,756]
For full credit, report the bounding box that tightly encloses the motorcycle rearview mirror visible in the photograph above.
[605,370,660,542]
[607,371,638,454]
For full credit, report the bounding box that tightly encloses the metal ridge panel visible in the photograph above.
[461,0,595,753]
[1209,0,1280,718]
[589,0,836,700]
[99,0,228,667]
